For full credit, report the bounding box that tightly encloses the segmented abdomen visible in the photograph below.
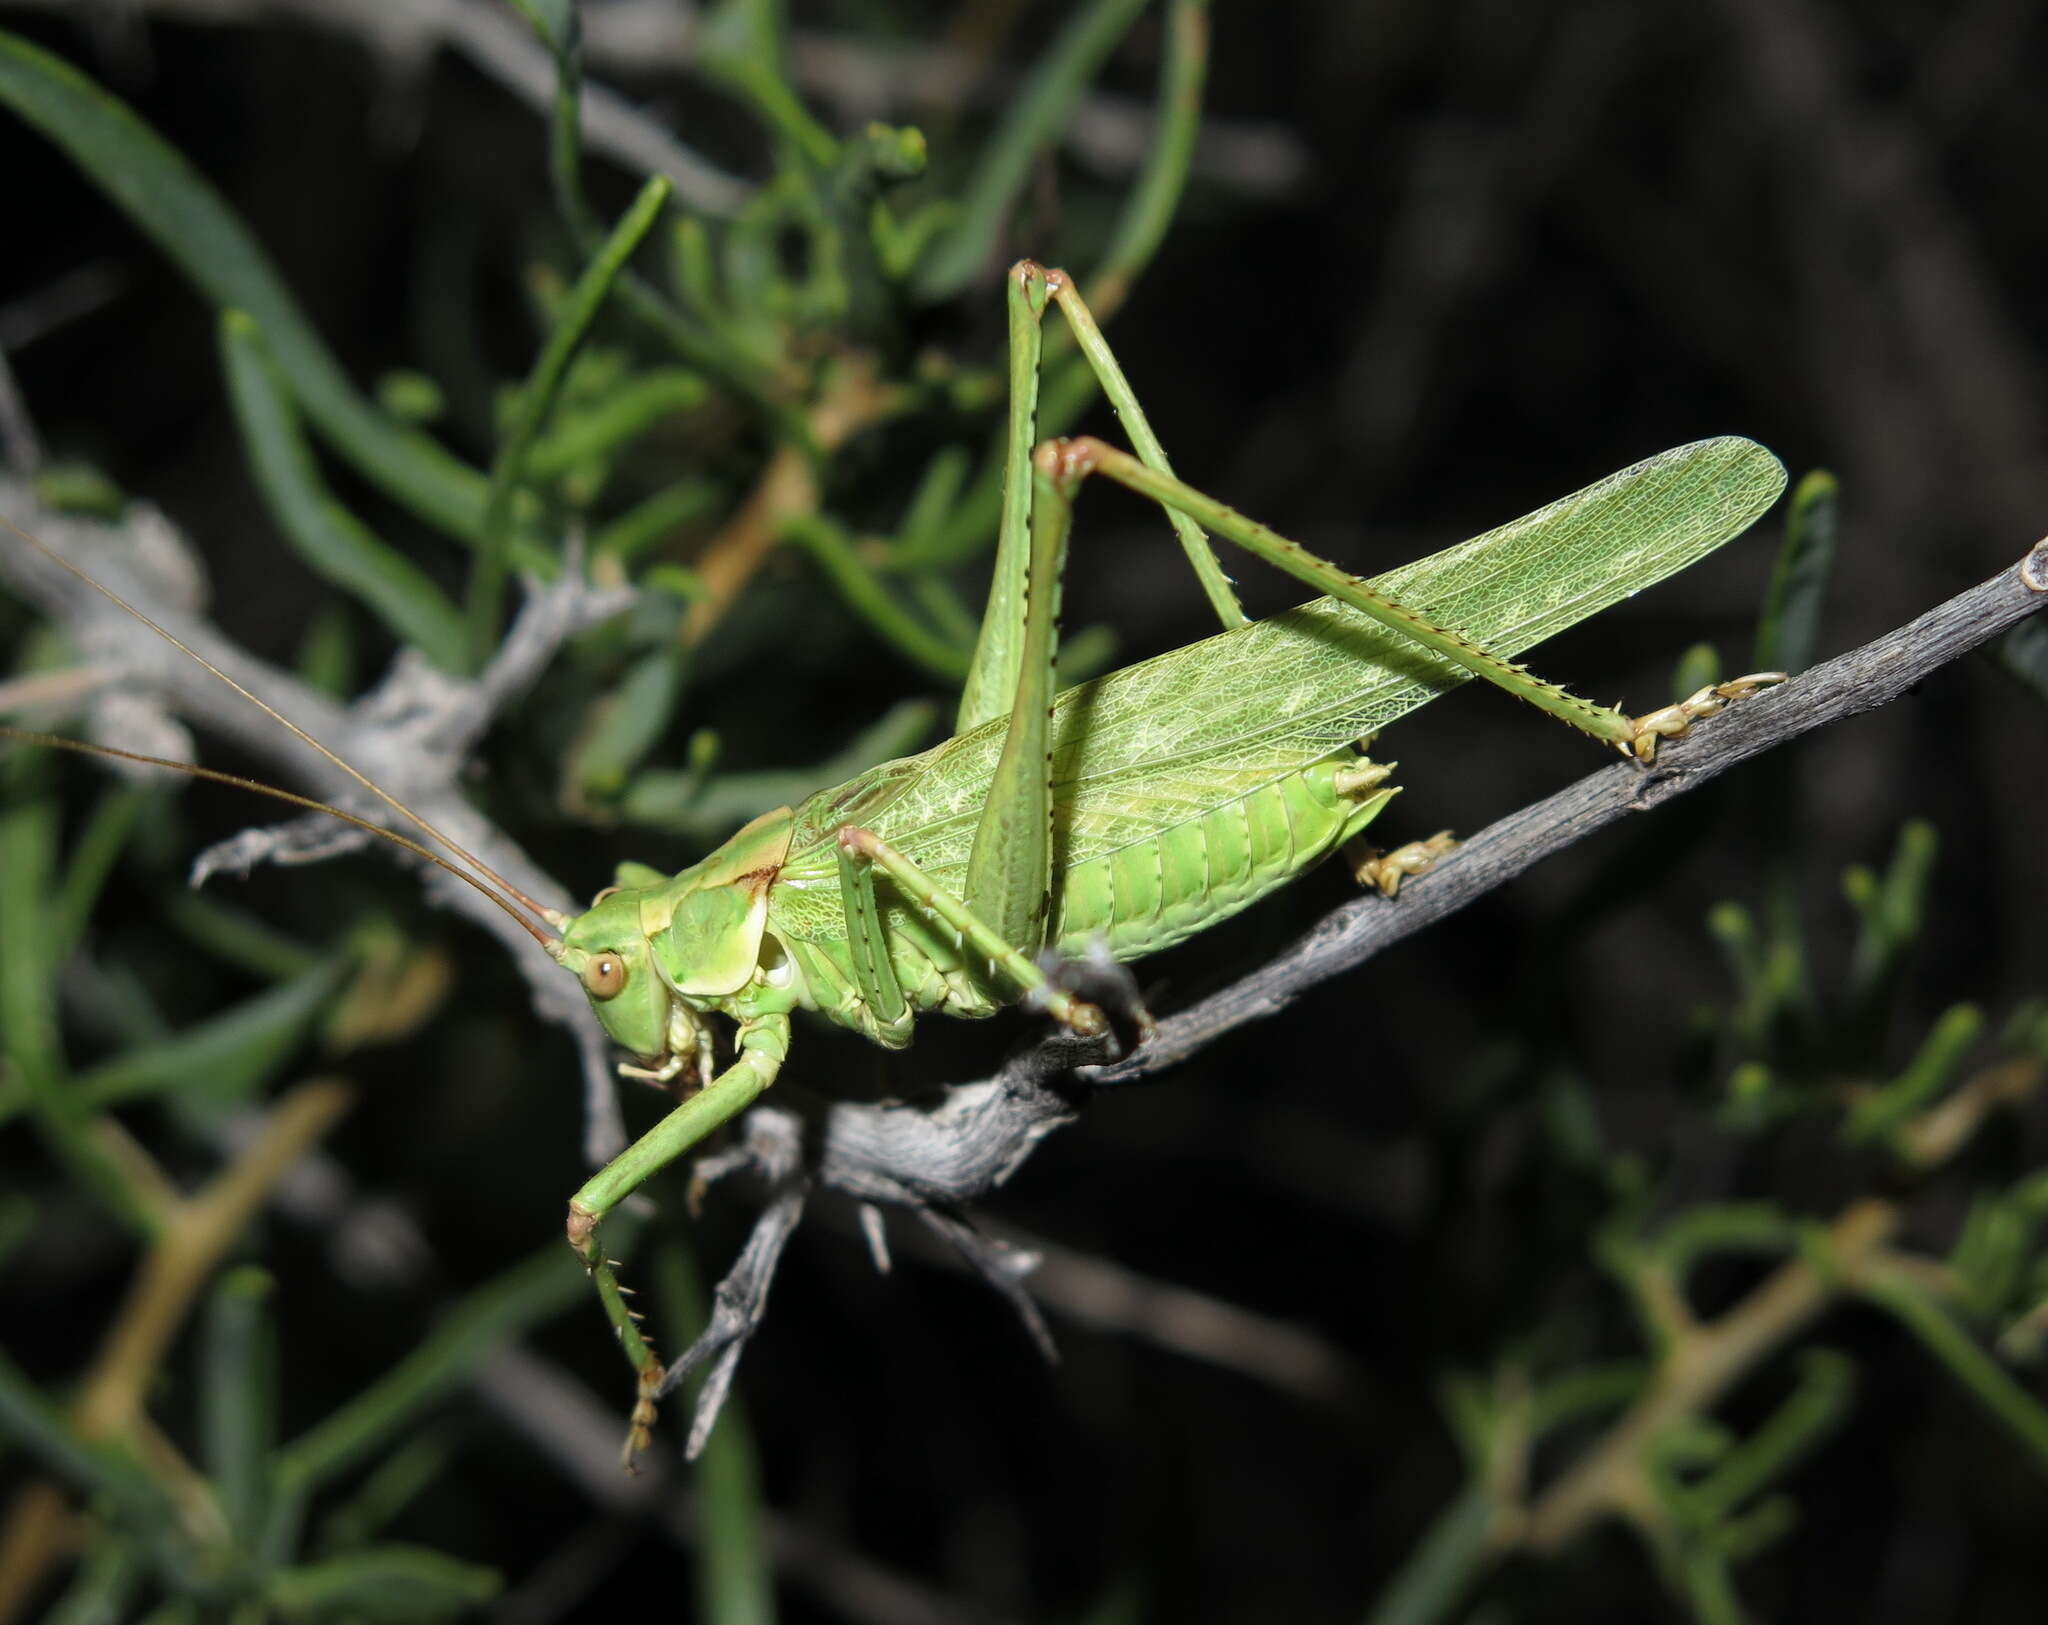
[769,752,1392,1045]
[1049,752,1386,961]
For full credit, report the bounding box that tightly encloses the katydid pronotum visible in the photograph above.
[1,261,1788,1467]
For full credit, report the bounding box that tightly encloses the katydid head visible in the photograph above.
[554,888,678,1068]
[554,809,797,1079]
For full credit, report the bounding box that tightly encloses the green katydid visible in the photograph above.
[1,260,1788,1469]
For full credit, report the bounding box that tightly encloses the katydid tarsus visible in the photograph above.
[0,260,1788,1467]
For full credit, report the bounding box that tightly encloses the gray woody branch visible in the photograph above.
[0,480,637,1163]
[1093,538,2048,1084]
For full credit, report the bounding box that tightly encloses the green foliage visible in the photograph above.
[219,314,471,674]
[1,4,2040,1622]
[0,0,1205,828]
[1375,812,2048,1621]
[0,2,1214,1616]
[1356,491,2048,1624]
[0,32,490,538]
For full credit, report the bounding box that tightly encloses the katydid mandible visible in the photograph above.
[1,261,1789,1468]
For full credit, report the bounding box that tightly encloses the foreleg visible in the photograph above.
[565,1011,791,1469]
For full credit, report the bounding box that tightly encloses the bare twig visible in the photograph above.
[0,262,126,355]
[475,1347,1014,1625]
[0,482,637,1163]
[183,1093,1017,1623]
[1090,543,2048,1084]
[0,663,112,718]
[860,1213,1362,1407]
[0,1080,352,1624]
[1518,1198,1897,1551]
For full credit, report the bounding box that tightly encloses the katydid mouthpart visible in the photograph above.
[0,261,1788,1468]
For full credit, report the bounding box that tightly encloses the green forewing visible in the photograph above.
[777,437,1785,933]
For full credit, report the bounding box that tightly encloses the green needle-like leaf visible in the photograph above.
[524,368,709,485]
[565,644,689,803]
[783,514,975,684]
[1087,0,1211,314]
[1754,469,1838,674]
[1689,1349,1855,1522]
[274,1238,607,1494]
[0,30,488,538]
[48,783,149,959]
[221,311,471,673]
[1862,1265,2048,1474]
[0,793,152,1231]
[1845,1002,1985,1148]
[202,1267,278,1550]
[0,1343,177,1538]
[913,0,1155,301]
[43,1541,143,1625]
[0,960,344,1125]
[1363,1484,1497,1625]
[265,1546,501,1622]
[504,0,577,57]
[468,175,673,664]
[654,1243,777,1625]
[621,700,937,841]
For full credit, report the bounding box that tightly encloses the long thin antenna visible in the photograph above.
[1,509,558,925]
[0,724,557,948]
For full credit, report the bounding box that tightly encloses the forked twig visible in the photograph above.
[0,482,636,1164]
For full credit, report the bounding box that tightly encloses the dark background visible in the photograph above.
[4,1,2046,1620]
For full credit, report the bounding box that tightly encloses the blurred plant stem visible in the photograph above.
[1374,1034,2048,1625]
[1515,1197,1896,1551]
[680,356,892,647]
[0,1078,353,1622]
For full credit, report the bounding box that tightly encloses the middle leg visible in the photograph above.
[838,825,1108,1039]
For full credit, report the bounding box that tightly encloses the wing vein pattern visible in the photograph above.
[774,437,1785,941]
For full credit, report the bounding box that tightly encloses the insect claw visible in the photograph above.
[1624,671,1786,762]
[1348,830,1457,897]
[1063,998,1108,1038]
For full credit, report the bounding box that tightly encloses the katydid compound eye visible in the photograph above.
[584,955,627,1000]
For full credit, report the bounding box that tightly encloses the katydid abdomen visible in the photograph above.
[769,748,1396,1045]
